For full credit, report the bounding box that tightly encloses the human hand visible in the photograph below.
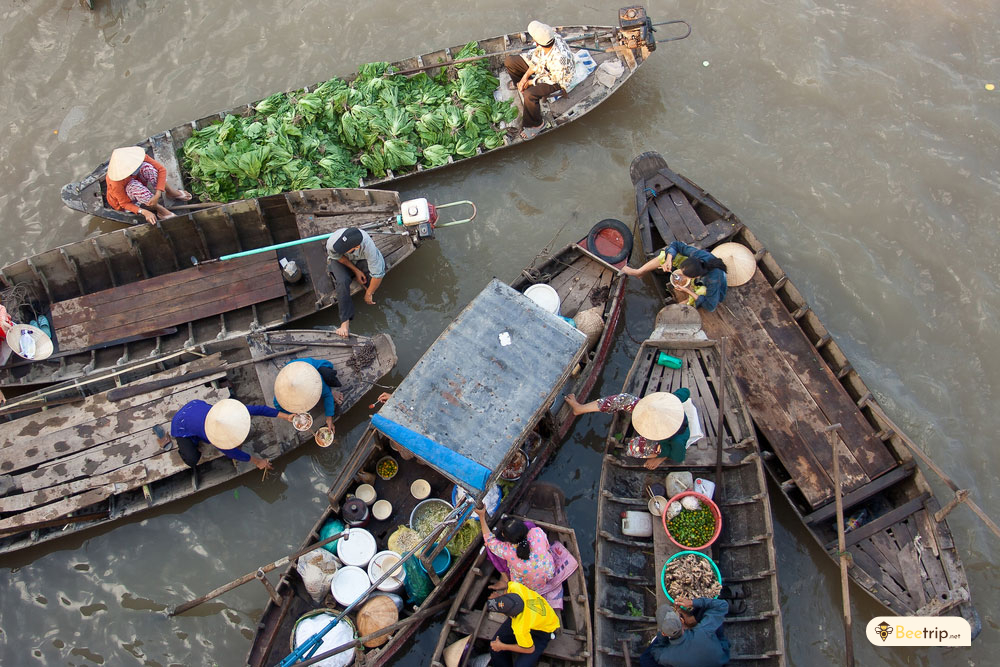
[364,290,376,305]
[279,412,295,423]
[148,191,161,207]
[252,456,273,471]
[326,416,335,432]
[140,209,157,224]
[377,392,391,404]
[355,272,368,286]
[332,390,344,404]
[674,597,693,611]
[490,638,505,652]
[473,507,487,518]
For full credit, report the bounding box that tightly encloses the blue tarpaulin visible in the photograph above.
[371,414,491,492]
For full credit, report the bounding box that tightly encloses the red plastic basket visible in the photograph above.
[661,490,722,550]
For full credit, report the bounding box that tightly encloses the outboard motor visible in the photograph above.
[618,6,656,52]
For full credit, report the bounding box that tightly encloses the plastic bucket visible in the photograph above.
[291,610,356,667]
[523,284,561,314]
[336,527,377,568]
[330,565,371,607]
[660,551,723,604]
[661,490,722,550]
[418,543,451,576]
[368,550,406,593]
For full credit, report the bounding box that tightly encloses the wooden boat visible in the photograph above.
[429,482,593,667]
[628,151,981,634]
[0,329,397,556]
[62,8,662,224]
[0,187,414,388]
[594,304,785,665]
[245,280,588,667]
[509,224,630,441]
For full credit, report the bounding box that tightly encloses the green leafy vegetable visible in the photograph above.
[181,43,517,202]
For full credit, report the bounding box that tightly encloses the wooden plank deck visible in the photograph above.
[699,272,896,508]
[49,252,284,350]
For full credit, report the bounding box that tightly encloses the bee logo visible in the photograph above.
[874,621,892,642]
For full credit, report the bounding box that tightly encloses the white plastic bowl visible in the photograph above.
[336,528,377,568]
[523,284,561,315]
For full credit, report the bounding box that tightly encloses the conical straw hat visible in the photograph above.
[5,324,54,361]
[274,361,322,413]
[711,242,756,286]
[632,392,684,440]
[357,595,399,648]
[107,146,147,181]
[204,399,251,450]
[443,635,472,667]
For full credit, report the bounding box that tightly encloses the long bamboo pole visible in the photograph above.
[170,529,348,616]
[866,402,1000,539]
[825,423,854,667]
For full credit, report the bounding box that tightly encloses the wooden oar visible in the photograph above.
[866,402,1000,540]
[107,345,308,402]
[824,423,854,667]
[170,529,348,616]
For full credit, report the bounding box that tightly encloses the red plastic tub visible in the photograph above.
[661,490,722,550]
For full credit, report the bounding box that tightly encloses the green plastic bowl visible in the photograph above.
[660,550,723,603]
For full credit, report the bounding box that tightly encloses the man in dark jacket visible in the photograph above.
[640,597,730,667]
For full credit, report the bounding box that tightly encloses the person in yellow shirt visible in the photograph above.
[487,581,560,666]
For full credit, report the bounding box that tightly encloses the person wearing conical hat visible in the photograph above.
[503,20,575,140]
[272,358,344,433]
[169,398,294,471]
[623,241,730,312]
[565,388,693,469]
[105,146,193,224]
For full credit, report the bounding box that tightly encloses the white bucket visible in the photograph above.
[524,284,561,315]
[337,527,377,568]
[330,565,371,608]
[292,613,355,667]
[368,550,406,593]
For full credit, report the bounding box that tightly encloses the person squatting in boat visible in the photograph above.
[565,389,693,469]
[640,599,731,667]
[503,21,575,140]
[167,398,294,472]
[486,582,561,667]
[623,241,729,312]
[272,358,344,434]
[474,507,555,592]
[325,227,386,338]
[105,146,192,224]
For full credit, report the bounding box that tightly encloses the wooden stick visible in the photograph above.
[824,423,854,667]
[170,529,347,615]
[290,600,452,667]
[166,201,222,210]
[622,639,634,667]
[867,402,1000,539]
[107,345,308,402]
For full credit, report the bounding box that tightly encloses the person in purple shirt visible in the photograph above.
[170,398,294,471]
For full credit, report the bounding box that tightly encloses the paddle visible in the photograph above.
[824,423,855,667]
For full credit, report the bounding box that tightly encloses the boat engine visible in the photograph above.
[617,6,656,52]
[397,198,438,239]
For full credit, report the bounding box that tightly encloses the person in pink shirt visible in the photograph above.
[474,507,554,592]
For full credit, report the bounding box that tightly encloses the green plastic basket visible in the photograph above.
[660,550,723,603]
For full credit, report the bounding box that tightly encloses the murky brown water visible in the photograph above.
[1,0,997,665]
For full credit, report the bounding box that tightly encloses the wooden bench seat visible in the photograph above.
[804,461,915,525]
[49,251,284,350]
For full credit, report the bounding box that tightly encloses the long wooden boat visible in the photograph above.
[62,8,661,224]
[0,329,396,556]
[628,151,981,634]
[244,280,588,667]
[429,482,593,667]
[0,187,414,388]
[594,304,785,665]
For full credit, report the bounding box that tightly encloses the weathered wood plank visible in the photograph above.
[649,195,689,245]
[668,190,707,241]
[832,493,931,550]
[804,462,915,525]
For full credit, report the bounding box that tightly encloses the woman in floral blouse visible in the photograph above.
[474,507,555,592]
[565,388,691,469]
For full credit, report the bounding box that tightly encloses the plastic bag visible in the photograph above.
[296,548,341,604]
[680,496,701,511]
[402,557,433,605]
[665,472,693,497]
[666,501,683,521]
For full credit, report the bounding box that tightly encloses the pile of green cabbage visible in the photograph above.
[181,43,518,202]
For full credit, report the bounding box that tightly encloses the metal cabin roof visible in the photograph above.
[376,279,587,497]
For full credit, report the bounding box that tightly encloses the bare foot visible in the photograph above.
[334,322,350,338]
[643,456,667,470]
[564,393,583,416]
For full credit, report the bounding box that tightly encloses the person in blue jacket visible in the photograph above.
[623,241,729,312]
[640,597,730,667]
[273,357,343,433]
[170,398,294,471]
